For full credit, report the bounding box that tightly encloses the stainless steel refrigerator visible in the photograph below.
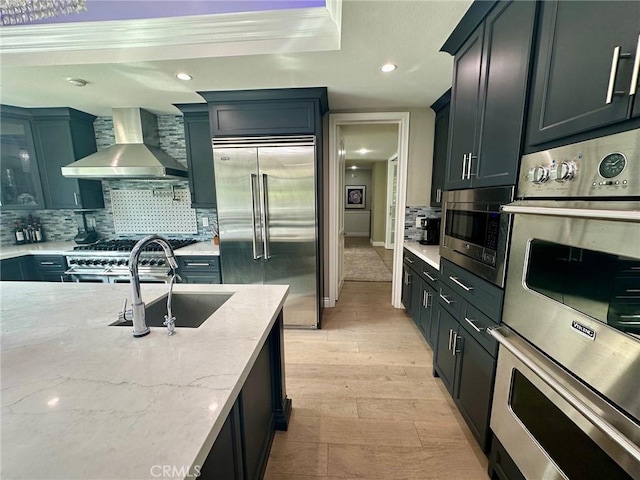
[213,136,319,328]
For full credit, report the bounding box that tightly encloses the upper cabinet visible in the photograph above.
[175,103,217,209]
[199,88,329,138]
[526,1,640,149]
[443,0,538,190]
[31,108,104,210]
[430,90,450,207]
[0,106,45,210]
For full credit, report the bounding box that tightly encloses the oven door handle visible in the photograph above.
[488,325,640,463]
[501,204,640,222]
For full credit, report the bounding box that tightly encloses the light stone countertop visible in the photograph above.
[0,241,77,260]
[0,282,288,479]
[0,241,219,261]
[404,240,441,270]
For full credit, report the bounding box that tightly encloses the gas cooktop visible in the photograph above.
[72,238,197,253]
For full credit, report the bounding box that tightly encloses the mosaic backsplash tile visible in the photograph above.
[1,115,217,246]
[404,205,441,241]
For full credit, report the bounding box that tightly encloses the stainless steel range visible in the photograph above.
[65,238,196,283]
[489,129,640,479]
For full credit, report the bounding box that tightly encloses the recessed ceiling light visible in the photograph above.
[357,148,370,155]
[380,63,397,73]
[66,77,88,87]
[176,72,193,81]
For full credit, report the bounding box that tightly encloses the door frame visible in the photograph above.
[327,112,410,308]
[385,153,398,249]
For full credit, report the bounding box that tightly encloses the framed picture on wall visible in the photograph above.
[345,185,366,209]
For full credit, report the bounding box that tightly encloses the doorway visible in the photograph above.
[328,112,410,308]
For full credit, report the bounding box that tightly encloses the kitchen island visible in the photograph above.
[0,282,290,479]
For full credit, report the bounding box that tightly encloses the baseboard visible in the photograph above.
[322,297,334,308]
[370,240,385,247]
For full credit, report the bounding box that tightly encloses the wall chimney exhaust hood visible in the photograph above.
[61,108,188,180]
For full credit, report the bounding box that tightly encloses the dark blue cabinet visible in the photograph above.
[0,106,45,210]
[177,256,221,284]
[31,108,103,210]
[430,90,450,207]
[174,103,217,209]
[526,1,640,149]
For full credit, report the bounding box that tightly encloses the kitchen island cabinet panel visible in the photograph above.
[178,256,221,284]
[0,255,34,281]
[31,107,104,210]
[526,1,640,148]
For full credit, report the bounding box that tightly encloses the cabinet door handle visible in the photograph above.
[426,292,432,308]
[40,261,55,265]
[186,262,210,267]
[606,46,632,103]
[465,317,484,333]
[423,271,436,282]
[461,154,468,180]
[449,276,473,292]
[630,34,640,96]
[73,192,79,205]
[406,258,414,264]
[439,292,453,305]
[467,152,476,179]
[422,290,427,308]
[448,329,453,351]
[452,332,460,356]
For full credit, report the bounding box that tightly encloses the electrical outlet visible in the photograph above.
[415,216,425,228]
[202,217,209,227]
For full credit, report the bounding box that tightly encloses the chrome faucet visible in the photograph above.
[123,234,179,337]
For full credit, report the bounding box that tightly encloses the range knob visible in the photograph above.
[530,166,550,184]
[77,259,86,265]
[149,259,157,266]
[69,258,78,265]
[157,259,166,266]
[555,161,576,182]
[117,259,126,266]
[141,259,150,266]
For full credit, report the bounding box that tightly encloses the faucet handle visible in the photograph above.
[117,299,132,322]
[163,314,176,336]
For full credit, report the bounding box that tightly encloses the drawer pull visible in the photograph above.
[185,262,211,267]
[449,276,473,292]
[406,258,414,264]
[464,317,485,333]
[439,293,453,305]
[422,271,436,282]
[40,262,56,266]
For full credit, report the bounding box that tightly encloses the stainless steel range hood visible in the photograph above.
[61,108,188,180]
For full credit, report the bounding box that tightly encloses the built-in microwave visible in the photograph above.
[440,186,514,288]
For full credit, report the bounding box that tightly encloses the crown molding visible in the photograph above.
[0,4,341,66]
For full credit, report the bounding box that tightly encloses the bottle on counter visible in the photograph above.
[34,218,43,243]
[14,220,25,245]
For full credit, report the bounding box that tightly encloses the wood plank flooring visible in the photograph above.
[265,281,488,480]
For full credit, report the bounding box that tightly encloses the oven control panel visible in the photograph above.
[518,128,638,199]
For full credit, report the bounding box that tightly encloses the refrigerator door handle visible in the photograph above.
[250,174,263,260]
[261,173,271,260]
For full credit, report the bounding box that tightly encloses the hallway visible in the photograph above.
[264,281,488,479]
[343,237,393,282]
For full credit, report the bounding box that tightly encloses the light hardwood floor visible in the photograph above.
[264,281,489,479]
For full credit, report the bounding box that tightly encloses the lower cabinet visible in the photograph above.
[177,256,221,284]
[402,249,439,345]
[0,255,34,281]
[488,433,526,480]
[32,255,68,282]
[433,259,502,453]
[199,311,291,480]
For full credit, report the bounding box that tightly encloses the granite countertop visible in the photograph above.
[0,241,219,261]
[0,282,288,479]
[404,240,441,270]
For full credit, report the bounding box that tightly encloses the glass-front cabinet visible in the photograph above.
[1,110,44,209]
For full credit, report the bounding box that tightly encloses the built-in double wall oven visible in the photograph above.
[441,186,514,288]
[490,129,640,479]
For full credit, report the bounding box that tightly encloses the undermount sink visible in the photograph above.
[110,292,232,329]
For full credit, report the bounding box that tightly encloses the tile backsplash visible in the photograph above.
[0,115,217,246]
[404,205,441,241]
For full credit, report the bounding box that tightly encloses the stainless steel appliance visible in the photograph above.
[213,136,319,328]
[440,186,514,287]
[65,238,196,283]
[490,128,640,479]
[419,217,440,245]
